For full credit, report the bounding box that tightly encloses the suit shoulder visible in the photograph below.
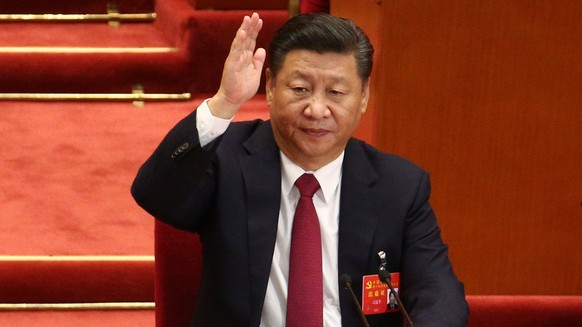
[351,138,427,176]
[225,119,266,136]
[216,119,269,146]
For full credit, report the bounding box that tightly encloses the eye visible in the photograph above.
[291,87,310,95]
[329,89,344,96]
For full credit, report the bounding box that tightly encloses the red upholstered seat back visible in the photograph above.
[467,295,582,326]
[154,220,202,327]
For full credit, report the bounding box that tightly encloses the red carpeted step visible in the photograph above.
[0,23,173,48]
[0,309,154,327]
[0,98,269,305]
[161,9,290,94]
[0,21,192,93]
[0,51,192,94]
[0,258,154,303]
[0,101,199,257]
[0,9,289,94]
[0,0,154,14]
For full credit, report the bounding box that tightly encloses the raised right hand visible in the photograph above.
[208,13,266,119]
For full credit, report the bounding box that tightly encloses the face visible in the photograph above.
[266,50,370,171]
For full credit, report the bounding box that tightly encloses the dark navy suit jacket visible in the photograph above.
[132,109,469,326]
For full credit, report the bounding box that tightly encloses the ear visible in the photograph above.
[265,68,273,106]
[360,78,371,114]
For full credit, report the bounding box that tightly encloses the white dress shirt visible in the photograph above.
[196,101,343,326]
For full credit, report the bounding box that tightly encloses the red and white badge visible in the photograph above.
[361,273,401,315]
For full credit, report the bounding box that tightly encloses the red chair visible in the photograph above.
[154,220,202,327]
[467,295,582,327]
[153,94,272,326]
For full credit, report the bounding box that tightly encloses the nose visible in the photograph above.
[303,94,331,119]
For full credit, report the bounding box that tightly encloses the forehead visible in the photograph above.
[277,49,360,81]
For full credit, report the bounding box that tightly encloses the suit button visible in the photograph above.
[171,142,190,159]
[179,142,189,151]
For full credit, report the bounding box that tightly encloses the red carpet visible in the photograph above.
[0,99,194,321]
[0,21,191,94]
[0,310,155,327]
[0,9,288,94]
[0,0,154,15]
[0,23,174,48]
[0,0,283,324]
[0,258,155,303]
[0,98,271,256]
[0,101,191,256]
[0,99,196,324]
[0,96,266,292]
[0,102,268,256]
[0,98,269,325]
[0,0,198,94]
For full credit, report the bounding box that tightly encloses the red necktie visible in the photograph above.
[286,173,323,327]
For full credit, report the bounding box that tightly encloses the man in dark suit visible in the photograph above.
[132,12,468,326]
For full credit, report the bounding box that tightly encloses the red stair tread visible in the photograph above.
[0,98,269,257]
[0,310,154,327]
[0,21,189,93]
[0,23,174,48]
[0,0,154,14]
[0,101,186,256]
[0,99,268,304]
[0,8,290,94]
[0,51,192,93]
[0,260,154,303]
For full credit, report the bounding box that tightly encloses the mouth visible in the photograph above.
[301,127,329,137]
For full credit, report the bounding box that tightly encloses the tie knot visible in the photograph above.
[295,173,320,198]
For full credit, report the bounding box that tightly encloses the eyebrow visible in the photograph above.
[290,70,349,84]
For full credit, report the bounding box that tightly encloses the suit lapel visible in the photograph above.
[239,130,381,325]
[338,139,380,273]
[239,122,281,326]
[338,139,381,325]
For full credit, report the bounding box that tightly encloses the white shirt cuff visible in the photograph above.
[196,99,232,147]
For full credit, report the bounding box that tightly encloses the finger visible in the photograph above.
[230,27,246,54]
[238,13,262,48]
[245,13,263,41]
[226,14,261,71]
[230,15,249,51]
[253,48,266,71]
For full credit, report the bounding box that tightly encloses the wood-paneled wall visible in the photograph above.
[333,0,581,294]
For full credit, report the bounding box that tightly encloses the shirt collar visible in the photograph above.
[280,151,344,203]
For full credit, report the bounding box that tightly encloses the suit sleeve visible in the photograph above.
[400,172,469,326]
[131,109,219,232]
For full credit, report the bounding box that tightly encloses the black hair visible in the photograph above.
[268,13,374,82]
